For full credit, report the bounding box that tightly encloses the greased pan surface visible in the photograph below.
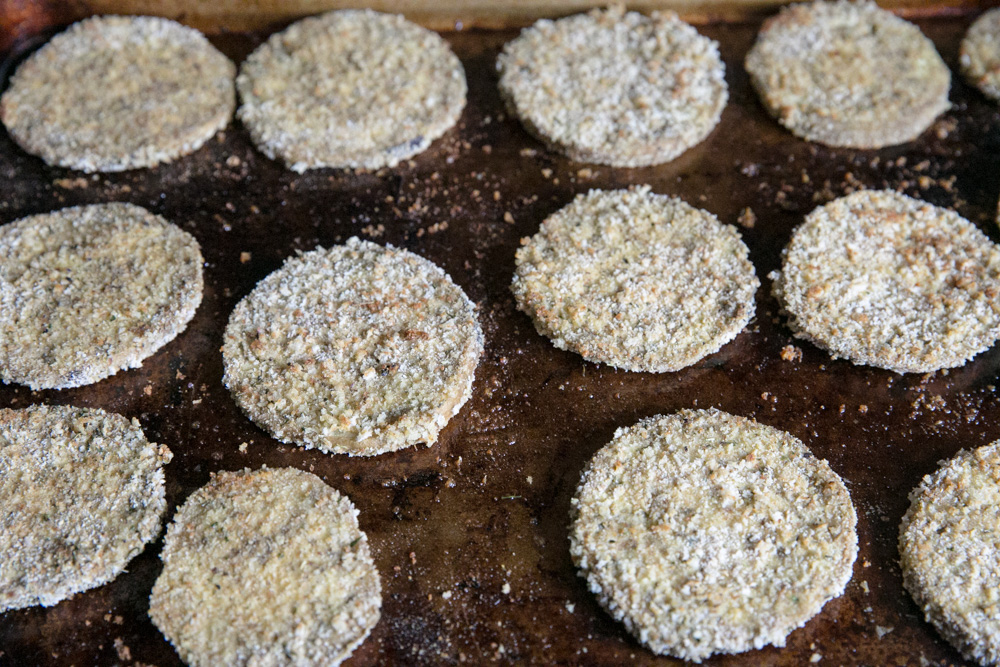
[1,16,999,667]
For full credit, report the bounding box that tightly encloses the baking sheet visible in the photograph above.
[0,11,999,667]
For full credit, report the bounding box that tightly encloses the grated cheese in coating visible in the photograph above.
[745,0,950,148]
[0,404,172,613]
[497,7,727,167]
[149,467,380,667]
[771,190,1000,373]
[222,237,483,456]
[961,8,1000,102]
[900,441,1000,666]
[0,203,204,390]
[0,15,235,172]
[511,187,758,372]
[570,409,857,662]
[237,10,466,172]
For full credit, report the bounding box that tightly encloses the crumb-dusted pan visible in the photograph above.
[1,4,1000,666]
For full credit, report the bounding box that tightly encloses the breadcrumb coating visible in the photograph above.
[0,404,171,612]
[570,409,857,662]
[961,8,1000,102]
[0,203,204,389]
[223,238,483,455]
[149,467,380,666]
[237,10,466,171]
[512,187,757,372]
[771,190,1000,373]
[0,15,234,172]
[746,0,949,148]
[497,7,727,167]
[900,442,1000,666]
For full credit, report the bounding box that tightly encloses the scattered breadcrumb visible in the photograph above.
[113,638,131,662]
[780,345,803,362]
[53,177,88,190]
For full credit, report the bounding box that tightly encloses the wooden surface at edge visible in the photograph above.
[4,0,998,37]
[3,0,997,55]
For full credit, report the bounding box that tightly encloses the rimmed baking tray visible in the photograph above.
[1,4,999,665]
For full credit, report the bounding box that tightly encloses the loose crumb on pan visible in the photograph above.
[497,7,727,167]
[237,9,466,172]
[899,441,1000,665]
[0,15,234,172]
[570,408,857,662]
[512,186,758,372]
[780,344,803,362]
[0,203,204,390]
[771,189,1000,373]
[149,467,380,667]
[0,404,171,613]
[961,8,1000,102]
[745,0,950,148]
[222,237,483,456]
